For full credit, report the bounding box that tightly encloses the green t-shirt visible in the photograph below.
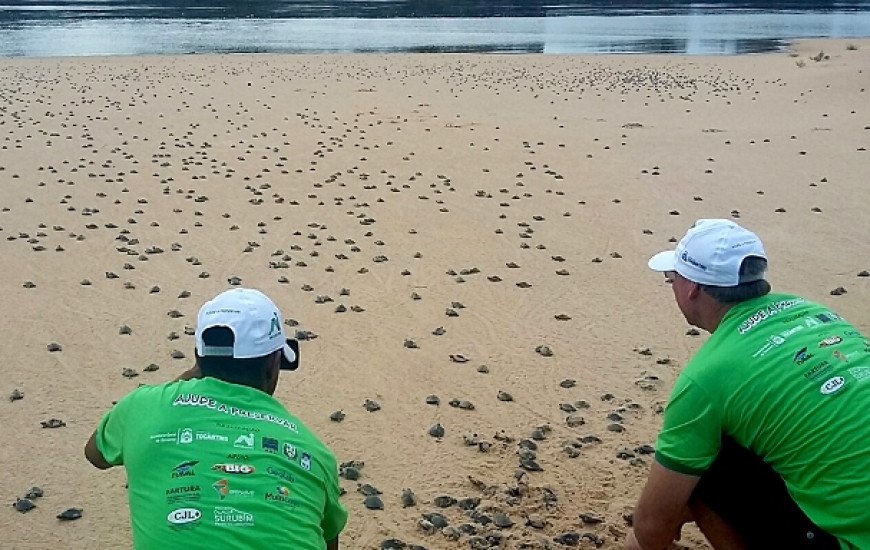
[95,377,347,550]
[656,293,870,548]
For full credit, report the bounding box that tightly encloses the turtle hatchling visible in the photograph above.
[433,495,456,508]
[57,507,83,520]
[401,488,417,508]
[14,498,36,512]
[428,423,445,438]
[329,410,346,422]
[357,484,382,497]
[24,486,43,499]
[364,399,381,412]
[364,495,384,510]
[41,418,66,428]
[9,388,24,402]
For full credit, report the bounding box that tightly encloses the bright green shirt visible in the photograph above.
[95,377,347,550]
[656,293,870,548]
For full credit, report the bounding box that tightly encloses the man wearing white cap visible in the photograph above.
[85,288,347,550]
[627,219,870,549]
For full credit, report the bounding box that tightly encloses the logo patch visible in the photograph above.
[819,336,842,347]
[820,376,846,395]
[262,437,279,453]
[300,452,312,471]
[849,366,870,382]
[266,466,294,483]
[171,461,198,478]
[283,443,297,460]
[167,508,201,525]
[212,463,255,475]
[234,433,254,448]
[214,506,254,527]
[793,347,814,365]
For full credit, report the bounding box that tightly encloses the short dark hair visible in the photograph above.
[196,326,273,389]
[699,256,771,303]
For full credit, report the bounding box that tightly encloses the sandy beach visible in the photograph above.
[1,38,868,549]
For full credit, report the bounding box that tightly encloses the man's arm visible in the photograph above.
[84,429,114,470]
[626,460,700,550]
[326,536,338,550]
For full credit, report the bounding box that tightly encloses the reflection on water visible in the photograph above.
[0,2,868,56]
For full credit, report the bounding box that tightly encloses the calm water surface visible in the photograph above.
[1,0,869,56]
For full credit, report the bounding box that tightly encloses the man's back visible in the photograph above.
[94,377,346,550]
[657,292,870,547]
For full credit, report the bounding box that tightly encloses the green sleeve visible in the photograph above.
[321,454,348,541]
[655,373,723,476]
[94,390,136,466]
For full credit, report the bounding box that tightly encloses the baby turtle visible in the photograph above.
[559,402,576,412]
[553,532,580,546]
[428,423,445,438]
[149,286,160,294]
[380,539,406,549]
[432,326,445,336]
[178,290,191,298]
[47,343,62,352]
[401,488,417,508]
[227,276,242,286]
[497,390,514,402]
[423,512,449,528]
[535,345,553,357]
[445,308,459,317]
[520,458,543,472]
[57,507,83,520]
[14,498,36,513]
[554,313,571,321]
[364,495,384,510]
[143,363,159,372]
[24,486,43,499]
[121,368,139,379]
[41,418,66,428]
[364,399,381,412]
[425,395,440,405]
[493,511,514,528]
[341,466,361,481]
[403,338,418,349]
[119,325,132,335]
[357,484,382,497]
[167,310,183,318]
[559,379,577,388]
[22,281,36,289]
[433,495,456,508]
[9,388,24,402]
[330,410,346,422]
[449,354,469,363]
[171,350,186,359]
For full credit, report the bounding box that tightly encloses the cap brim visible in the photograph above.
[280,340,298,370]
[648,250,677,272]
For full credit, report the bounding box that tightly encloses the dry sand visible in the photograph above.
[1,38,868,549]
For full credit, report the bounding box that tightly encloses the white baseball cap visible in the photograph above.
[195,288,297,370]
[648,219,767,286]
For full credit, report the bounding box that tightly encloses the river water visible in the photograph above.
[1,0,869,56]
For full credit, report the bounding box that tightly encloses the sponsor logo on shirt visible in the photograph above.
[212,463,255,475]
[214,506,254,527]
[820,376,846,395]
[167,507,201,525]
[171,461,198,478]
[283,443,297,460]
[793,347,815,365]
[195,431,228,443]
[264,485,299,507]
[226,453,249,461]
[819,336,842,347]
[300,452,312,471]
[165,485,201,504]
[234,433,254,448]
[262,437,279,453]
[179,428,193,444]
[848,366,870,382]
[752,326,805,358]
[802,360,832,381]
[266,466,294,483]
[212,478,254,500]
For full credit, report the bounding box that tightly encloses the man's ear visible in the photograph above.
[686,280,702,300]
